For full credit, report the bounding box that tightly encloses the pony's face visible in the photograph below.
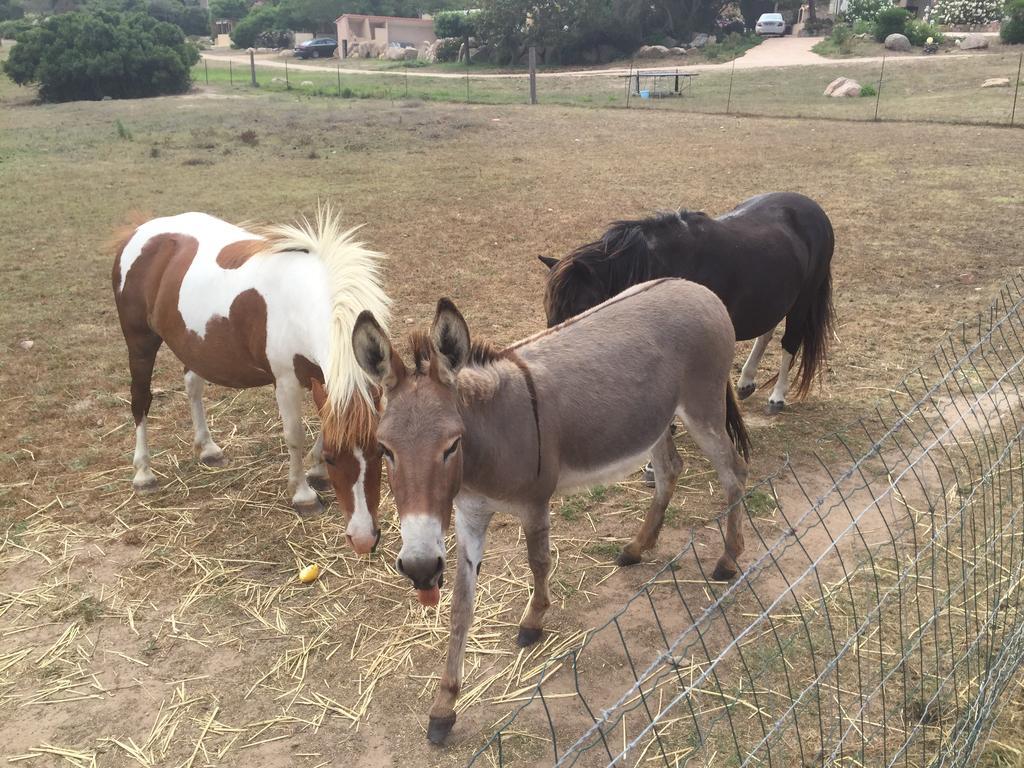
[311,383,383,555]
[541,256,607,327]
[352,302,470,607]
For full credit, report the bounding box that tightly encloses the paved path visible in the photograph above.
[202,37,988,81]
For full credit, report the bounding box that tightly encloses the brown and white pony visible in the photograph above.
[351,278,750,742]
[112,209,390,554]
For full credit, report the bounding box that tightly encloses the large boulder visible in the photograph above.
[669,46,689,55]
[690,32,710,48]
[884,33,911,51]
[403,47,418,60]
[958,33,990,50]
[636,44,671,58]
[384,46,408,60]
[825,76,863,97]
[824,76,852,96]
[832,81,863,97]
[982,77,1010,87]
[420,40,437,63]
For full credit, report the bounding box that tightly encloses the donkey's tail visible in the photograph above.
[725,384,751,461]
[792,223,836,399]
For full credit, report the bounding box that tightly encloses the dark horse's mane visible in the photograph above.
[544,211,685,327]
[408,331,509,375]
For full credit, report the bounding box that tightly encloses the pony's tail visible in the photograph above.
[725,384,751,462]
[792,226,835,399]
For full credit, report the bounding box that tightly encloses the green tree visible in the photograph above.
[1002,0,1024,43]
[0,0,25,20]
[229,3,278,45]
[3,9,199,101]
[208,0,246,18]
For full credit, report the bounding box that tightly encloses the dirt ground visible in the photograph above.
[1,80,1023,768]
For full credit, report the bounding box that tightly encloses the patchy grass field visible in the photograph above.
[1,61,1024,767]
[193,50,1024,126]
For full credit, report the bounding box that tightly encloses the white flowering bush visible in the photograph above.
[843,0,893,22]
[926,0,1003,25]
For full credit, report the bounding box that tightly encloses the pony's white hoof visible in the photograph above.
[642,463,656,488]
[765,400,785,416]
[306,472,330,492]
[293,497,324,516]
[199,449,226,467]
[737,383,756,400]
[132,472,159,493]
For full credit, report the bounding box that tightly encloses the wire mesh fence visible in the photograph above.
[464,272,1024,767]
[196,50,1024,128]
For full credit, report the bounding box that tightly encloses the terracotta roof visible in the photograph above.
[335,13,434,23]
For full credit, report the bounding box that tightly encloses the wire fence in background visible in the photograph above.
[464,272,1024,767]
[197,50,1024,128]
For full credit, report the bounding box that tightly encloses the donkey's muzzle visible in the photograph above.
[397,554,444,590]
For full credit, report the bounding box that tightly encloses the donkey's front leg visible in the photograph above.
[517,506,552,647]
[428,498,493,745]
[275,376,322,515]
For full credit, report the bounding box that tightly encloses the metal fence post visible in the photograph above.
[465,69,470,104]
[874,55,886,122]
[284,58,289,88]
[204,58,208,85]
[529,46,538,105]
[1011,52,1023,127]
[337,63,342,97]
[725,56,737,115]
[229,59,233,86]
[249,49,257,88]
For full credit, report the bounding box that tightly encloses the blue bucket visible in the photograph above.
[639,89,650,99]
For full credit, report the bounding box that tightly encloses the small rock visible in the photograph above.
[18,339,34,351]
[959,33,989,50]
[669,46,689,55]
[981,77,1010,88]
[272,77,287,84]
[300,80,314,87]
[690,33,710,48]
[884,33,911,52]
[279,49,294,58]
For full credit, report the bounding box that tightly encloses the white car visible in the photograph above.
[755,12,787,35]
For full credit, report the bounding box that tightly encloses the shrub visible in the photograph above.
[434,36,462,62]
[0,0,23,22]
[904,18,944,45]
[1002,0,1024,42]
[828,22,857,52]
[433,9,479,39]
[3,10,199,102]
[927,0,1003,24]
[229,5,278,48]
[843,0,891,22]
[803,16,835,34]
[254,27,292,48]
[852,18,874,33]
[860,83,877,95]
[873,6,909,40]
[0,15,32,37]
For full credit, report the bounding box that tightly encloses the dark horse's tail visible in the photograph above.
[792,217,836,399]
[725,384,751,461]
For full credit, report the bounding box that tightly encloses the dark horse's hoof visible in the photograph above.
[765,400,785,416]
[516,625,544,647]
[427,712,457,745]
[737,383,756,401]
[617,549,642,567]
[711,563,737,582]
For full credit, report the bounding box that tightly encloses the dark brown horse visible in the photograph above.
[541,192,835,414]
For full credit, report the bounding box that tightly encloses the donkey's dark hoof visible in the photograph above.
[427,712,457,745]
[737,383,756,401]
[132,478,159,494]
[711,563,737,582]
[765,401,785,416]
[617,549,642,567]
[306,474,330,492]
[516,626,544,647]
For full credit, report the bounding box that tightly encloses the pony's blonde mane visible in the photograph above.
[258,205,391,448]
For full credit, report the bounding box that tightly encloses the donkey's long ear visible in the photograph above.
[353,311,404,389]
[538,255,559,270]
[431,298,471,380]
